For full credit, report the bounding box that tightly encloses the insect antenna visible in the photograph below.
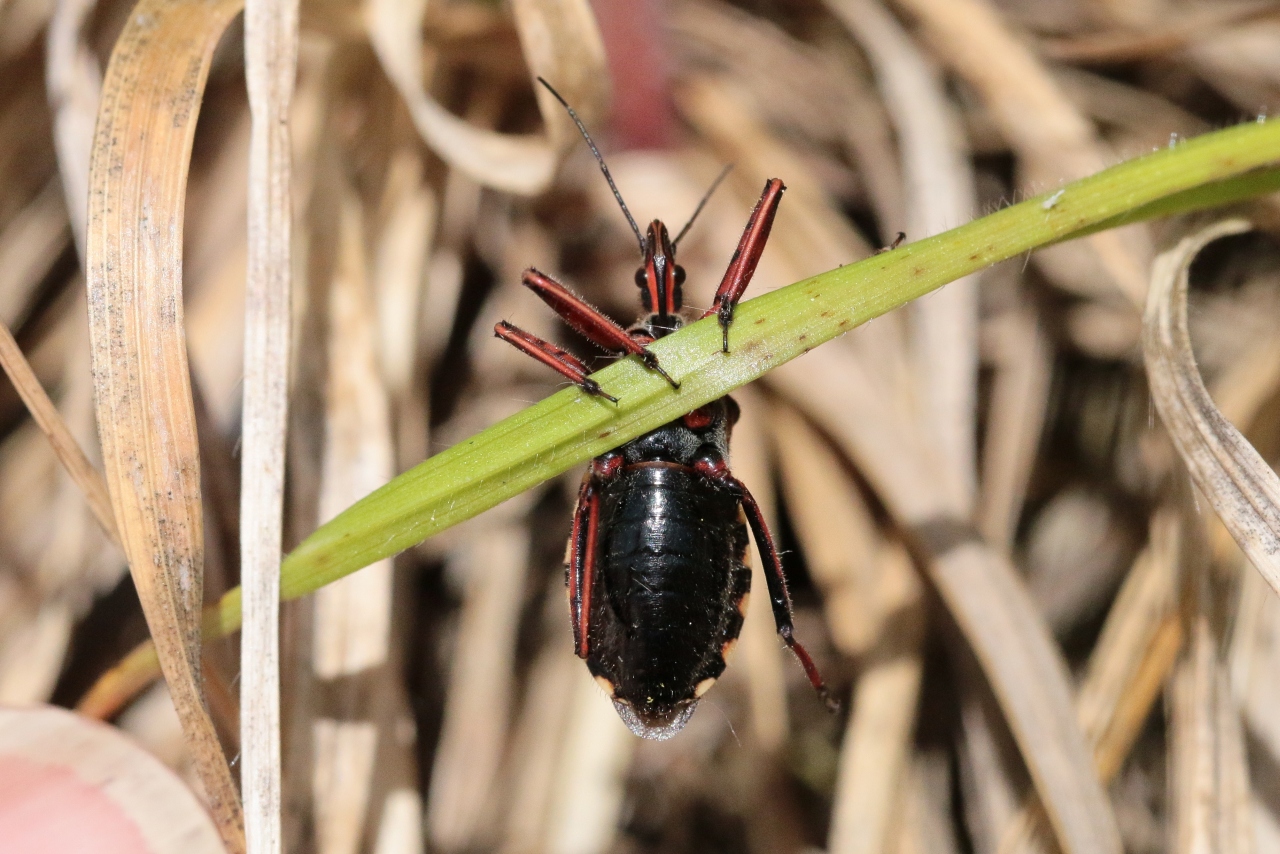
[536,77,645,256]
[672,163,733,247]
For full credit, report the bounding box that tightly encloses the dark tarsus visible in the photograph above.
[494,79,832,739]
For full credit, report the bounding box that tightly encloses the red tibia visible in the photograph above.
[779,626,834,710]
[494,321,617,403]
[702,179,785,352]
[522,269,645,357]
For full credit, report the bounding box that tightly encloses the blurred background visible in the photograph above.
[2,0,1280,851]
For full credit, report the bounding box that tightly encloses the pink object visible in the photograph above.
[591,0,675,150]
[0,706,224,854]
[0,755,151,854]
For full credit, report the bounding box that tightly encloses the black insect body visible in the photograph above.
[495,80,831,739]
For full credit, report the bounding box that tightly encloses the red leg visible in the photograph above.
[567,454,621,658]
[693,451,836,710]
[494,320,617,403]
[523,269,679,388]
[701,178,785,353]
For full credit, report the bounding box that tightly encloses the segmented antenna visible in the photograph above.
[536,77,645,256]
[673,163,733,247]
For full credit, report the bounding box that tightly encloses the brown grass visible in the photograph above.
[3,0,1280,852]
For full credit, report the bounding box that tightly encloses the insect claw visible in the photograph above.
[876,231,906,254]
[819,687,840,714]
[642,353,680,389]
[717,304,734,353]
[583,379,619,404]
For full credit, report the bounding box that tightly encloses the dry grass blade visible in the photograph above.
[0,319,117,545]
[1171,611,1254,853]
[310,186,399,854]
[242,0,298,849]
[45,0,100,253]
[1142,219,1280,598]
[827,542,924,854]
[1230,557,1280,850]
[978,300,1052,550]
[426,519,529,851]
[732,387,789,750]
[1078,510,1184,783]
[365,0,607,195]
[769,402,925,852]
[1040,1,1277,64]
[828,0,979,500]
[85,0,247,849]
[930,543,1123,854]
[999,509,1185,854]
[0,179,69,325]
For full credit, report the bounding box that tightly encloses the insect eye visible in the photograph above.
[674,265,686,286]
[634,268,647,287]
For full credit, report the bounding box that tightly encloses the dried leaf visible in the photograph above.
[365,0,607,195]
[1143,219,1280,597]
[86,0,247,848]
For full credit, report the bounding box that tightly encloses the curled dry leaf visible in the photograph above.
[86,0,247,849]
[1142,219,1280,598]
[365,0,607,195]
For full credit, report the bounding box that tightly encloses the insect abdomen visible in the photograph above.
[587,463,750,737]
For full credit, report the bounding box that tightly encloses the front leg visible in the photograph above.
[523,269,679,389]
[692,450,835,710]
[495,321,618,403]
[701,178,785,353]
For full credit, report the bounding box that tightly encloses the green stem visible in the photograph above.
[213,119,1280,636]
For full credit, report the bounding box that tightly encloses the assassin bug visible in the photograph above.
[495,79,832,740]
